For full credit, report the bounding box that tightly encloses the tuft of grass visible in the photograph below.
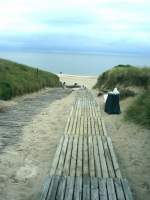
[125,91,150,129]
[0,58,60,100]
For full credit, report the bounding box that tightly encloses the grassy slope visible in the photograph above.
[0,58,60,100]
[95,64,150,90]
[95,64,150,128]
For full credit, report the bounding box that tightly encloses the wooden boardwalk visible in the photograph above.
[40,89,133,200]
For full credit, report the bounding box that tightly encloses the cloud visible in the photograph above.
[0,0,150,54]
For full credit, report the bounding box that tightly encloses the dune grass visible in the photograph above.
[125,91,150,129]
[0,58,60,100]
[94,64,150,90]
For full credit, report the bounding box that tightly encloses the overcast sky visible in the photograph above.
[0,0,150,55]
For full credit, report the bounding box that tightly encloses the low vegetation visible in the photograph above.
[95,64,150,128]
[0,58,60,100]
[125,91,150,129]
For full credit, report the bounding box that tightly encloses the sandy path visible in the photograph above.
[0,88,75,200]
[96,95,150,200]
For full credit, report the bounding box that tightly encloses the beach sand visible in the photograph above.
[58,73,97,89]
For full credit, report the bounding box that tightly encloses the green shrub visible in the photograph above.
[125,91,150,129]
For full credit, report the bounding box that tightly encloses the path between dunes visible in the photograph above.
[0,72,149,200]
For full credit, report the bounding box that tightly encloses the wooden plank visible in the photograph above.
[93,136,102,177]
[94,117,99,135]
[91,177,99,200]
[80,116,84,135]
[88,136,95,177]
[70,136,78,176]
[83,136,89,176]
[91,116,96,135]
[50,136,64,175]
[56,136,69,176]
[106,179,117,200]
[97,118,104,135]
[72,103,79,135]
[102,136,115,178]
[84,116,88,135]
[64,176,75,200]
[101,119,108,136]
[76,116,81,136]
[114,178,125,200]
[82,176,90,200]
[76,136,83,177]
[46,175,60,200]
[97,136,108,178]
[73,177,82,200]
[40,176,52,200]
[107,137,122,178]
[99,178,108,200]
[62,136,73,176]
[56,176,66,200]
[122,179,133,200]
[64,107,73,134]
[67,115,74,135]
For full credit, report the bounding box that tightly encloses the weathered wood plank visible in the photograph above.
[83,136,89,176]
[46,175,60,200]
[50,136,64,175]
[88,136,95,177]
[76,136,83,177]
[70,136,78,176]
[57,136,69,175]
[40,176,52,200]
[99,178,108,200]
[73,177,82,200]
[64,176,75,200]
[102,136,115,178]
[97,136,108,178]
[82,177,90,200]
[93,136,102,177]
[91,177,99,200]
[106,179,117,200]
[114,178,125,200]
[56,176,66,200]
[63,136,73,176]
[122,179,133,200]
[107,137,122,178]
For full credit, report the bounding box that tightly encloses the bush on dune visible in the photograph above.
[0,58,60,100]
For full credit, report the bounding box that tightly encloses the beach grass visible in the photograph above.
[0,58,60,100]
[125,91,150,129]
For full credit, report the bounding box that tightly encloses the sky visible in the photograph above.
[0,0,150,55]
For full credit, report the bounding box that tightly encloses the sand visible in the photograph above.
[58,73,97,89]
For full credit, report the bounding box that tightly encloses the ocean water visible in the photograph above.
[0,51,149,75]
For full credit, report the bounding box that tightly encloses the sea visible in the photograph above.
[0,51,149,75]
